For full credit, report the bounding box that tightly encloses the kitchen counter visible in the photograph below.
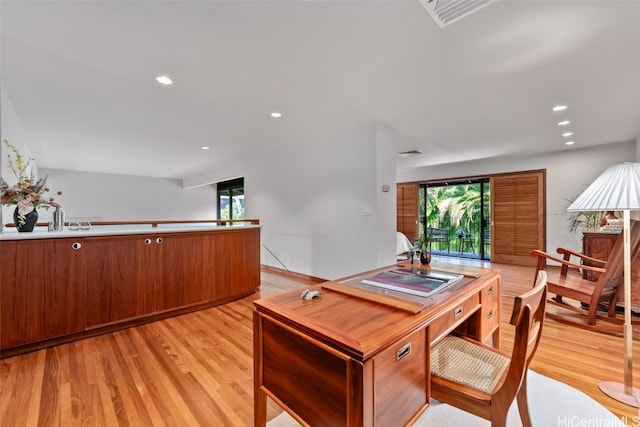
[0,223,260,240]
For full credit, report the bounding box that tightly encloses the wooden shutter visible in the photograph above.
[490,171,545,266]
[397,183,419,240]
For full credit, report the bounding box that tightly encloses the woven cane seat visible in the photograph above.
[431,335,510,393]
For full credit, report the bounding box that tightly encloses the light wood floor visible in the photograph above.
[1,260,638,426]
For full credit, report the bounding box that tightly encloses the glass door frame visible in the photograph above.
[419,178,490,260]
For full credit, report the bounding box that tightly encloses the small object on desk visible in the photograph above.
[301,289,320,300]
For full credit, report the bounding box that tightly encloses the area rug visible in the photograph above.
[267,370,628,426]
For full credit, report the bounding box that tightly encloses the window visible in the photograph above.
[420,178,491,260]
[217,178,244,221]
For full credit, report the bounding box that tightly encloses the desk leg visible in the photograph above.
[253,311,267,427]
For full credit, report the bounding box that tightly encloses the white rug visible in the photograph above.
[267,370,628,426]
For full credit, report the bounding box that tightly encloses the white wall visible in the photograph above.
[398,140,636,256]
[1,83,33,228]
[246,124,397,280]
[36,168,216,223]
[375,124,401,268]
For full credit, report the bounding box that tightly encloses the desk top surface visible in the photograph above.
[254,261,500,360]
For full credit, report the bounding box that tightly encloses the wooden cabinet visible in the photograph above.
[85,229,260,327]
[582,231,640,312]
[85,235,156,327]
[155,233,210,312]
[211,227,260,301]
[0,238,85,348]
[1,226,260,356]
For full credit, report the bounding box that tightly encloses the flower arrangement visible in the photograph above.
[0,139,62,226]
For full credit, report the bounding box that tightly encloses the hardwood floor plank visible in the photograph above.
[111,330,166,427]
[39,348,61,426]
[1,262,638,426]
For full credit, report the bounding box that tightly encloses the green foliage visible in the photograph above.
[425,183,483,237]
[413,232,432,254]
[564,193,602,232]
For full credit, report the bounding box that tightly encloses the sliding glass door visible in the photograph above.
[419,179,490,260]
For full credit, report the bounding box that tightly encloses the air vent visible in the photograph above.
[397,150,423,158]
[419,0,496,28]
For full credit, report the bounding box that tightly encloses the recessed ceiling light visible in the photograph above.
[270,112,282,118]
[565,141,575,145]
[201,146,211,150]
[156,75,173,85]
[558,120,570,126]
[562,132,574,137]
[553,105,567,112]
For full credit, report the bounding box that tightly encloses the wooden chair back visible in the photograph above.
[502,271,548,400]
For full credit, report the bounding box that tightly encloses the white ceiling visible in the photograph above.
[2,0,640,180]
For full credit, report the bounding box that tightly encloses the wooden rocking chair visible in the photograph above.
[530,220,640,334]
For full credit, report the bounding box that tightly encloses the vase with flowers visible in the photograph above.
[0,140,62,232]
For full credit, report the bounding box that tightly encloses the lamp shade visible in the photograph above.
[568,162,640,212]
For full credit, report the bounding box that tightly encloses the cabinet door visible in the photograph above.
[155,233,213,311]
[0,239,85,349]
[1,240,45,348]
[44,239,86,339]
[85,235,155,327]
[211,228,260,301]
[582,233,617,281]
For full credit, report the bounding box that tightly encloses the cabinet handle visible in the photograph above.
[396,342,411,363]
[144,238,152,245]
[72,242,82,250]
[156,237,163,244]
[487,310,493,320]
[454,306,463,319]
[487,285,494,296]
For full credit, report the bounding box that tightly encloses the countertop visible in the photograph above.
[0,223,261,241]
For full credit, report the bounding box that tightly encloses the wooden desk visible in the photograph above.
[253,261,501,427]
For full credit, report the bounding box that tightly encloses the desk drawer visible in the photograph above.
[373,328,428,427]
[429,293,480,345]
[480,281,500,341]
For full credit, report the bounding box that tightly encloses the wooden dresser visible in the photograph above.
[582,230,640,312]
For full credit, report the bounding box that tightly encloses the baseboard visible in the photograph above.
[260,264,326,284]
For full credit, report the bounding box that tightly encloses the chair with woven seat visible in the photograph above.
[430,271,548,427]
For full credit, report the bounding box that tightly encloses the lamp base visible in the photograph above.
[599,381,640,407]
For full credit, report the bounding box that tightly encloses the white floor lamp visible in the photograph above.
[568,162,640,407]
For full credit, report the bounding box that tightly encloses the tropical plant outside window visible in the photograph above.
[418,179,490,259]
[217,178,244,221]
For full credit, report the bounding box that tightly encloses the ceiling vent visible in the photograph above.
[419,0,496,28]
[397,150,424,158]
